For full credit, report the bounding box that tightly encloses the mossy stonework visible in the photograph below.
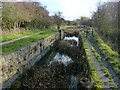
[0,31,64,89]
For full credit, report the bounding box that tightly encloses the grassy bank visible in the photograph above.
[82,37,103,89]
[2,29,56,55]
[81,28,118,88]
[81,28,120,76]
[91,33,120,76]
[91,46,116,88]
[1,29,42,42]
[1,25,68,42]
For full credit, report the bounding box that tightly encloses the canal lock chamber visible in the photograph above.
[10,30,92,89]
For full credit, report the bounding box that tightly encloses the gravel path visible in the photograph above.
[0,31,42,46]
[84,37,111,88]
[89,36,120,89]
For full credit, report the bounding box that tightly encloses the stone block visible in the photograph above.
[1,32,62,89]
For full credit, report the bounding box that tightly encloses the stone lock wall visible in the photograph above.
[0,31,62,89]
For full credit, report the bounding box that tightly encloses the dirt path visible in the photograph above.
[83,37,111,88]
[89,36,120,88]
[0,31,42,46]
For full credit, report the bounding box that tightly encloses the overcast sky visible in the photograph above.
[38,0,108,20]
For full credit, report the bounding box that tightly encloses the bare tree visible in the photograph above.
[92,1,119,52]
[53,11,63,30]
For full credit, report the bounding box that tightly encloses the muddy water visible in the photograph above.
[64,36,79,46]
[36,36,79,67]
[36,36,80,89]
[53,53,73,66]
[70,75,77,90]
[52,36,79,66]
[52,36,79,89]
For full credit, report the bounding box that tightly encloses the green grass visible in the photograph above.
[2,30,56,55]
[82,30,117,88]
[1,29,43,42]
[82,28,119,86]
[82,28,120,76]
[91,45,116,88]
[82,37,103,89]
[92,35,120,76]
